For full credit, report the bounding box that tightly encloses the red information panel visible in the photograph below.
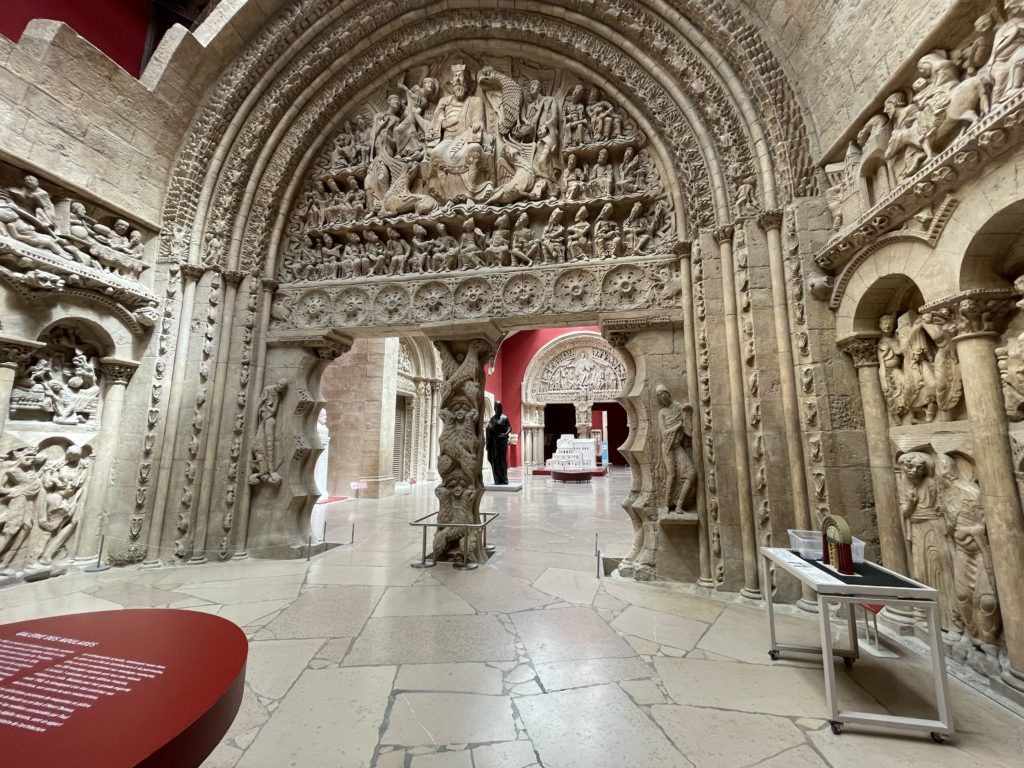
[0,609,247,768]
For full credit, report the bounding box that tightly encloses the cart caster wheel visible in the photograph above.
[768,650,780,661]
[829,720,843,735]
[843,657,855,669]
[930,732,945,743]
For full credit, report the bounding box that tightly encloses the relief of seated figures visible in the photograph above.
[277,57,669,284]
[0,173,148,283]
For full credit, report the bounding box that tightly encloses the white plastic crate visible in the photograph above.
[787,529,865,563]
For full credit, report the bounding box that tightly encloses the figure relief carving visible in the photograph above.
[877,309,964,425]
[655,384,696,513]
[276,56,675,308]
[0,443,92,577]
[9,329,102,426]
[249,379,288,486]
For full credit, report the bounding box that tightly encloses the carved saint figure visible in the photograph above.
[484,214,510,267]
[250,378,288,486]
[987,0,1024,104]
[34,445,91,567]
[0,448,45,574]
[588,148,614,197]
[486,401,512,485]
[593,203,622,260]
[934,454,1001,661]
[877,314,908,422]
[510,213,537,266]
[898,451,956,629]
[386,227,410,275]
[655,384,696,512]
[540,209,566,264]
[567,206,591,261]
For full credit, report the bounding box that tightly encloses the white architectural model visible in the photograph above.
[545,434,596,471]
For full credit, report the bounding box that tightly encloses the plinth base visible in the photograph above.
[483,483,523,492]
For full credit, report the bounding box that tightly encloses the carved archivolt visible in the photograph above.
[522,331,626,404]
[160,0,818,279]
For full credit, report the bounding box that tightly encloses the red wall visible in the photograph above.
[485,326,598,467]
[0,1,150,76]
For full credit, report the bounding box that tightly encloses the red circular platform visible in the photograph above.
[0,609,247,768]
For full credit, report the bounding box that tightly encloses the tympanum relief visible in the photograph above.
[273,57,680,330]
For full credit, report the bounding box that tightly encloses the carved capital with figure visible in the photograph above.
[99,357,139,385]
[0,336,45,369]
[756,209,784,232]
[712,225,735,245]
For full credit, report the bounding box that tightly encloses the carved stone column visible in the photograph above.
[430,337,492,564]
[574,400,593,439]
[715,226,760,598]
[427,380,440,482]
[0,336,45,436]
[75,358,138,560]
[839,336,908,576]
[946,291,1024,692]
[678,240,714,587]
[758,211,812,533]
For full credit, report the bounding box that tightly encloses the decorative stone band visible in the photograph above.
[837,334,881,368]
[98,358,139,385]
[921,288,1020,340]
[266,329,354,360]
[600,315,676,347]
[756,209,784,232]
[814,89,1024,273]
[0,336,46,369]
[269,257,683,333]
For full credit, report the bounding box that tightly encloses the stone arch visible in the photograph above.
[522,331,627,405]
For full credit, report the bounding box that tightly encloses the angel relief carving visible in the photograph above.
[277,57,675,285]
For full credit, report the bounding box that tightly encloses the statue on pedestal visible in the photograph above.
[486,401,512,485]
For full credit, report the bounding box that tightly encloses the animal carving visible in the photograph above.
[477,67,523,136]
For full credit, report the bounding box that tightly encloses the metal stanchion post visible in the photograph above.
[84,533,112,573]
[411,525,436,568]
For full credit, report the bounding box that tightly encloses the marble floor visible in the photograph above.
[2,468,1024,767]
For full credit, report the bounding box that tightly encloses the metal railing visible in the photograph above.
[408,512,499,571]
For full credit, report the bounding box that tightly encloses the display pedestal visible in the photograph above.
[0,609,247,768]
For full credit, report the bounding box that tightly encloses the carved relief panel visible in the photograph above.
[9,328,103,428]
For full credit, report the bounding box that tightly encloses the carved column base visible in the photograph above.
[740,586,763,601]
[796,598,820,614]
[995,669,1024,706]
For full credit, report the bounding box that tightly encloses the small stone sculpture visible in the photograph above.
[655,384,696,512]
[250,378,288,486]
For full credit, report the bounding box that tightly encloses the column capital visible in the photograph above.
[99,357,139,385]
[261,277,280,293]
[756,209,784,232]
[673,239,693,259]
[180,263,206,281]
[838,334,881,368]
[0,335,45,369]
[712,225,735,245]
[222,269,245,286]
[923,288,1018,339]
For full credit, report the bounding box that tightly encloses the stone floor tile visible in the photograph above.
[622,633,661,655]
[373,585,475,617]
[217,599,292,628]
[173,575,304,605]
[382,692,516,746]
[620,678,666,705]
[245,638,323,699]
[199,741,243,767]
[0,592,124,623]
[433,566,557,613]
[409,750,473,768]
[610,605,709,651]
[517,683,689,768]
[654,657,877,718]
[306,563,423,586]
[236,666,394,767]
[88,581,191,608]
[652,704,808,767]
[344,615,516,665]
[375,748,406,768]
[756,745,829,768]
[511,605,634,663]
[471,740,538,768]
[532,567,600,603]
[534,656,655,691]
[697,604,822,665]
[395,662,503,694]
[262,585,384,639]
[603,580,724,623]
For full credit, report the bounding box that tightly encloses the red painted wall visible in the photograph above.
[485,326,598,467]
[0,1,151,76]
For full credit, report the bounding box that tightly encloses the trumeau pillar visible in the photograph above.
[427,380,440,481]
[75,358,138,560]
[839,336,908,576]
[0,337,45,437]
[714,226,760,599]
[429,335,493,565]
[575,400,593,439]
[943,290,1024,693]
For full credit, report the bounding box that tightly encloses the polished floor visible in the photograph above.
[2,468,1023,767]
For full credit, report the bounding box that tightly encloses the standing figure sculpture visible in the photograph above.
[34,445,91,567]
[250,378,288,486]
[655,385,696,512]
[486,401,512,485]
[0,448,45,575]
[897,451,956,629]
